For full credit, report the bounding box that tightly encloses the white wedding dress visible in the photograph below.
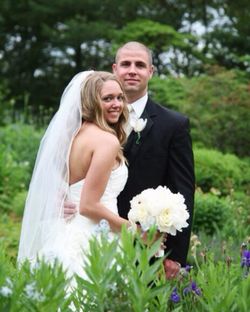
[38,162,128,279]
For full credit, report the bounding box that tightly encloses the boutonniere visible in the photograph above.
[130,118,147,144]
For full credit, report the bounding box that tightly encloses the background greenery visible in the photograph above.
[0,0,249,310]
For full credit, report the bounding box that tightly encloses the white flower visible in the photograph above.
[130,118,147,133]
[130,118,147,144]
[99,219,110,232]
[128,185,189,235]
[0,277,13,297]
[24,282,45,302]
[0,286,12,297]
[94,219,111,235]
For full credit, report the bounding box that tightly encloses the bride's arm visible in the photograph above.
[79,133,129,232]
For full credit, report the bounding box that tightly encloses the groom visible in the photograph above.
[65,41,195,279]
[112,42,195,278]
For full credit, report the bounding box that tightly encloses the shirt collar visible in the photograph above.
[129,93,148,118]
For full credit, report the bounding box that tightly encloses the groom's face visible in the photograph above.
[112,47,154,103]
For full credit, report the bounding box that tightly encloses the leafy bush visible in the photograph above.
[149,75,186,110]
[0,123,43,174]
[222,191,250,239]
[194,147,250,195]
[0,214,21,261]
[0,145,30,213]
[150,68,250,157]
[193,190,228,235]
[186,68,250,157]
[0,123,43,213]
[12,191,28,217]
[0,84,15,127]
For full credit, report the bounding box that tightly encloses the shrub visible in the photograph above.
[0,123,43,174]
[0,214,21,261]
[12,191,28,217]
[0,145,30,213]
[222,191,250,239]
[0,123,43,213]
[185,69,250,157]
[194,147,250,195]
[149,76,186,111]
[193,190,228,235]
[150,68,250,157]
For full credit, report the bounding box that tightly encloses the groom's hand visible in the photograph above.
[164,259,181,280]
[64,200,77,219]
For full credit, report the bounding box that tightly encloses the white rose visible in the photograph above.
[129,185,190,235]
[156,207,173,233]
[130,118,147,133]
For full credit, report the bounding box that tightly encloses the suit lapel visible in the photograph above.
[124,99,155,164]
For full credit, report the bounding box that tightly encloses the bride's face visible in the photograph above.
[100,80,125,124]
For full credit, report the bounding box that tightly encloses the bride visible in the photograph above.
[18,71,130,278]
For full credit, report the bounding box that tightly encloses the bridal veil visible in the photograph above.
[18,71,93,263]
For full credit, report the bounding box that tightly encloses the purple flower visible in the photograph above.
[185,264,192,272]
[183,281,202,296]
[191,281,202,296]
[170,287,180,303]
[241,250,250,268]
[183,286,190,296]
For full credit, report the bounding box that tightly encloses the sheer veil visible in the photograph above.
[18,70,93,263]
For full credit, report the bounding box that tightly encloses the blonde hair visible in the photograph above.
[81,71,128,162]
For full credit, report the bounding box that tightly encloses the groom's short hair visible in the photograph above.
[115,41,153,65]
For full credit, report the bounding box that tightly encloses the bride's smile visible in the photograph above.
[101,80,125,124]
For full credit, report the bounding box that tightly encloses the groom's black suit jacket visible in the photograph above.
[117,97,195,266]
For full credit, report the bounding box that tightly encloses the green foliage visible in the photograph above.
[193,147,249,237]
[0,214,21,261]
[193,190,228,235]
[113,19,189,49]
[0,145,30,213]
[0,249,71,312]
[194,147,250,195]
[185,69,250,157]
[1,0,250,114]
[150,68,250,157]
[222,191,250,239]
[0,84,15,127]
[12,191,28,217]
[0,228,249,311]
[194,258,249,312]
[0,123,43,170]
[205,1,250,73]
[73,227,170,312]
[149,75,186,110]
[0,123,43,213]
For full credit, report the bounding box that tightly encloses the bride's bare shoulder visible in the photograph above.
[78,123,119,148]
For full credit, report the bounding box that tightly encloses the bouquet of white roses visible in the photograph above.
[128,185,189,235]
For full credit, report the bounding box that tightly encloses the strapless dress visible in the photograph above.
[38,162,128,279]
